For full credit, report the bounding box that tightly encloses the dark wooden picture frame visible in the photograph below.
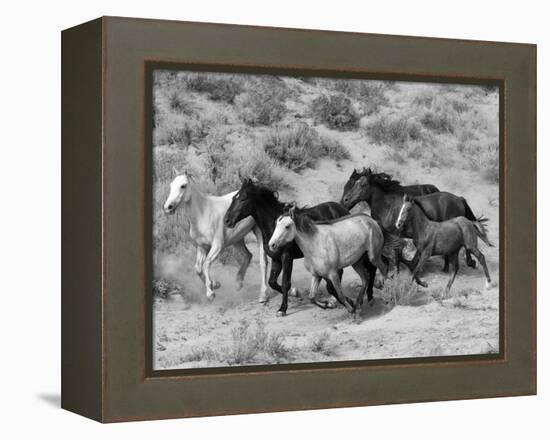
[62,16,536,422]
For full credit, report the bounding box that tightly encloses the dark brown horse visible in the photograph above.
[395,194,493,296]
[340,168,479,272]
[224,179,349,316]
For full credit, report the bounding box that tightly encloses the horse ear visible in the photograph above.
[404,193,412,202]
[172,166,180,177]
[289,205,296,218]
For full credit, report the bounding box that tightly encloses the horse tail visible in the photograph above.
[461,197,477,221]
[472,217,494,247]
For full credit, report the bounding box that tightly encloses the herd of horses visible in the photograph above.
[163,167,494,317]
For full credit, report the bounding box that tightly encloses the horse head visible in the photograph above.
[164,169,192,214]
[224,178,255,227]
[269,208,297,251]
[395,193,414,230]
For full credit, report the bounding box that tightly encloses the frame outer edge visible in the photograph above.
[61,17,104,422]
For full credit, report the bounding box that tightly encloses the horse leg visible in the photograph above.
[394,249,401,274]
[409,250,429,288]
[233,241,252,291]
[444,251,460,297]
[203,241,223,300]
[308,274,322,304]
[365,259,377,304]
[324,269,344,308]
[469,247,492,288]
[351,259,370,313]
[327,272,354,314]
[254,226,269,302]
[465,250,477,269]
[268,258,283,294]
[277,253,293,317]
[442,255,450,273]
[408,248,431,295]
[194,246,207,282]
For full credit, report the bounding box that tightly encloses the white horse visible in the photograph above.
[163,170,268,301]
[268,207,388,314]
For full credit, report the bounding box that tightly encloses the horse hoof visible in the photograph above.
[212,281,221,290]
[276,310,287,317]
[258,295,268,304]
[206,293,216,301]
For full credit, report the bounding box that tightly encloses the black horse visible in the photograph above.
[342,168,439,204]
[224,179,349,316]
[340,168,479,273]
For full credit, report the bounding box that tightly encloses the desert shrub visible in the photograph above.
[263,123,349,172]
[154,117,210,149]
[310,331,334,356]
[310,94,360,130]
[184,73,243,103]
[236,88,287,126]
[152,278,184,298]
[476,143,499,183]
[331,80,390,115]
[420,111,455,134]
[367,115,425,148]
[168,92,194,115]
[194,128,283,194]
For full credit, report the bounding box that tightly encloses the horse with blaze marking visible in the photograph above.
[163,169,268,301]
[395,193,494,296]
[269,207,388,315]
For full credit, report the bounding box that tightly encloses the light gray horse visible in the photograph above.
[163,170,268,301]
[268,207,388,314]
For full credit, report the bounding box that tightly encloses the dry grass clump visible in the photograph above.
[310,331,335,356]
[384,273,412,305]
[179,321,292,366]
[310,93,360,130]
[264,123,349,172]
[168,92,195,115]
[226,320,291,365]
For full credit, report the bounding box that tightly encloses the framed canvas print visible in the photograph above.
[62,16,536,422]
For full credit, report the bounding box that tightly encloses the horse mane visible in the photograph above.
[412,198,431,219]
[360,167,405,193]
[243,181,282,206]
[283,205,317,235]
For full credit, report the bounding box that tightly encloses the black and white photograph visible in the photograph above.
[151,69,500,370]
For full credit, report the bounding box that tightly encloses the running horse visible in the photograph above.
[224,178,349,316]
[269,207,389,315]
[395,194,493,296]
[163,169,268,301]
[340,168,479,273]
